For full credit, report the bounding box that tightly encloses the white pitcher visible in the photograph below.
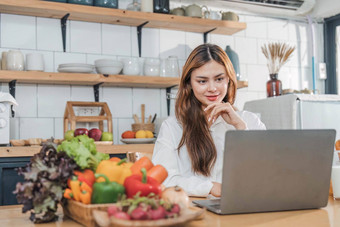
[6,50,24,71]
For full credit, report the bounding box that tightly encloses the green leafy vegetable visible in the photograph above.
[57,135,109,171]
[14,140,78,223]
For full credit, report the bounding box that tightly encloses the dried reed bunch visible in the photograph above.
[261,42,295,74]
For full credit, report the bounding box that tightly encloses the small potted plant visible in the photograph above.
[261,42,295,97]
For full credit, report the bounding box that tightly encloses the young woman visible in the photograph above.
[152,44,266,197]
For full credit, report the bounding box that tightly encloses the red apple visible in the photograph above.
[88,128,102,141]
[74,128,89,137]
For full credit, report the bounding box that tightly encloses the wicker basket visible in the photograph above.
[131,123,155,132]
[62,199,113,227]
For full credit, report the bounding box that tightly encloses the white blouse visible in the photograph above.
[152,111,266,197]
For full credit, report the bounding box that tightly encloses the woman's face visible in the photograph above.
[190,60,229,109]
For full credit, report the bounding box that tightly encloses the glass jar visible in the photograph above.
[160,56,179,77]
[127,0,141,11]
[68,0,93,5]
[153,0,169,14]
[94,0,118,8]
[267,73,282,97]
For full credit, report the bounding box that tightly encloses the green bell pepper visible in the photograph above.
[91,173,125,204]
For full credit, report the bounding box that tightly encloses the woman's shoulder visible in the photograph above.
[237,110,266,130]
[161,116,182,130]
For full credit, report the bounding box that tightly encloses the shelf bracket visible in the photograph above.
[137,21,149,57]
[203,28,216,44]
[61,13,70,52]
[9,80,16,117]
[166,85,177,116]
[93,82,103,102]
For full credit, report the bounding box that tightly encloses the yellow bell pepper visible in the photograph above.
[96,158,132,185]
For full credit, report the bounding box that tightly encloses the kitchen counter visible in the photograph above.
[1,197,339,227]
[0,144,154,157]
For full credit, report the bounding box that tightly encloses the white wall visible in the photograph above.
[311,0,340,19]
[0,1,315,143]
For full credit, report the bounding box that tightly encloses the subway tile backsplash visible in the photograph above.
[0,11,316,142]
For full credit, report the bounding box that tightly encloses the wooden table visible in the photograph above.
[1,197,339,227]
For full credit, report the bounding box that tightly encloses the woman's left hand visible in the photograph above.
[204,102,246,130]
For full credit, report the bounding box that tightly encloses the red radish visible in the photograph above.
[130,207,149,220]
[107,205,120,216]
[165,204,181,218]
[150,206,166,220]
[171,204,181,214]
[113,211,130,220]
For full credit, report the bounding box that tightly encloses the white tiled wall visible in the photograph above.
[0,4,322,143]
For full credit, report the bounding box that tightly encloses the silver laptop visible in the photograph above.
[193,129,336,214]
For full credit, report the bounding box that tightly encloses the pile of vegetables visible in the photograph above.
[107,194,181,220]
[14,135,189,224]
[63,157,169,205]
[14,141,78,223]
[57,135,109,170]
[14,135,109,223]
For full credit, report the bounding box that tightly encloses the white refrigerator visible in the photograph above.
[243,94,340,141]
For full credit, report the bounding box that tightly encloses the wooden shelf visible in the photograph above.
[0,144,154,157]
[0,70,248,89]
[0,70,179,88]
[0,0,246,35]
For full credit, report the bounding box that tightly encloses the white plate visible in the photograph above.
[58,67,94,73]
[120,138,156,144]
[59,63,94,68]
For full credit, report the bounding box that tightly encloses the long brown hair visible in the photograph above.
[175,43,237,176]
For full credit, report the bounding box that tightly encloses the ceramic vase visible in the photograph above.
[225,45,240,80]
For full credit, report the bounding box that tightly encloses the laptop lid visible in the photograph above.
[218,129,336,214]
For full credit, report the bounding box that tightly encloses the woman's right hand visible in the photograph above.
[210,182,221,197]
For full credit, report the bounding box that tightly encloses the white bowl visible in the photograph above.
[96,65,123,74]
[95,59,122,67]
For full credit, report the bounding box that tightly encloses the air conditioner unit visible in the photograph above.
[219,0,316,16]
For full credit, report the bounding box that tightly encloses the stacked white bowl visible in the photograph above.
[95,59,123,75]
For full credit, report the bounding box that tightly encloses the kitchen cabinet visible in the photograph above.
[0,157,30,205]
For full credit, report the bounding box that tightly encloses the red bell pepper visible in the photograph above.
[75,169,95,187]
[124,168,162,198]
[67,169,95,188]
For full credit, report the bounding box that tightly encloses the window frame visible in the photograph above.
[324,13,340,94]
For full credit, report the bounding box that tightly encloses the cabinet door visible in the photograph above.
[0,158,30,206]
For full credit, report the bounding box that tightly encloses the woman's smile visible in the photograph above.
[206,95,219,101]
[190,60,228,108]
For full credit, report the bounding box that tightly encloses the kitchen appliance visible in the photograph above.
[0,92,18,145]
[243,94,340,141]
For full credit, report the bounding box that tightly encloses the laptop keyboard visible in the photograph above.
[207,199,221,209]
[209,203,221,209]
